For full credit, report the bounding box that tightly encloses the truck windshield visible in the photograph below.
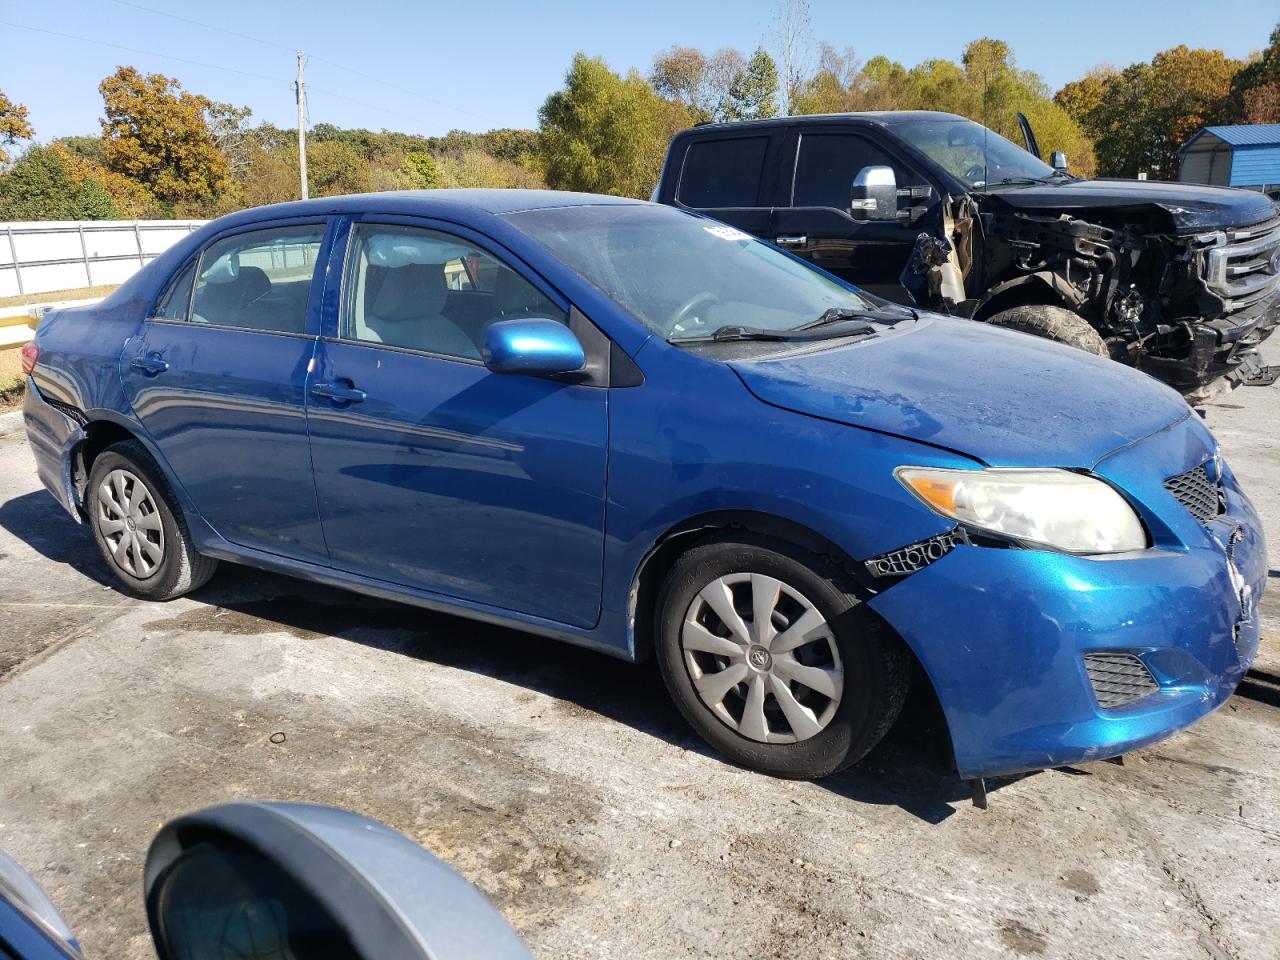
[893,118,1058,189]
[503,204,880,340]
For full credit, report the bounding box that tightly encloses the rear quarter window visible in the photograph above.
[676,136,769,208]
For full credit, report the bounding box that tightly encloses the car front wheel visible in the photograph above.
[655,533,908,779]
[86,440,217,600]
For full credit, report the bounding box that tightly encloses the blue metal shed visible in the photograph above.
[1179,125,1280,197]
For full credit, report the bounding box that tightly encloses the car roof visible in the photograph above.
[674,111,968,137]
[214,189,645,229]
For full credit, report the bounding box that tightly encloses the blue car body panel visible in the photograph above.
[21,189,1266,781]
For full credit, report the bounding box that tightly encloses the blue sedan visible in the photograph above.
[21,190,1266,786]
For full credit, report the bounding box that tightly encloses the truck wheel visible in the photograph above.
[986,304,1109,357]
[86,440,218,600]
[654,532,908,780]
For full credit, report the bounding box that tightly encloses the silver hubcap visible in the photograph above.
[681,573,843,744]
[95,468,165,579]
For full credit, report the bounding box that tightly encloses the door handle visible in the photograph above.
[775,235,807,245]
[130,353,169,375]
[311,380,367,404]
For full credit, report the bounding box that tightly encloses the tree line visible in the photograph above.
[1,21,1277,221]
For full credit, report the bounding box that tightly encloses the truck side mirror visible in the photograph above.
[1051,151,1068,172]
[850,166,898,221]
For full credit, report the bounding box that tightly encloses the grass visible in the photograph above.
[0,284,120,309]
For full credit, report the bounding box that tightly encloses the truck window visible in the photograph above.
[791,133,917,209]
[677,137,769,208]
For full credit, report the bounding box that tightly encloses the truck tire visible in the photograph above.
[986,304,1109,357]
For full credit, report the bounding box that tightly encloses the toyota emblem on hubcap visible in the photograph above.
[747,646,772,670]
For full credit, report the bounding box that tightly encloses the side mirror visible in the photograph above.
[483,318,586,376]
[1051,151,1069,172]
[850,166,898,221]
[144,802,533,960]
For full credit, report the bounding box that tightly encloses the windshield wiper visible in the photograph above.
[671,321,876,344]
[800,306,917,329]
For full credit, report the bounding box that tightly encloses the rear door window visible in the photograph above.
[677,136,769,208]
[191,224,325,333]
[791,133,922,209]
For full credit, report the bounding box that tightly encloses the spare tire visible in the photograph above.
[985,304,1109,357]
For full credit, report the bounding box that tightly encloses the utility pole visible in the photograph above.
[295,50,309,200]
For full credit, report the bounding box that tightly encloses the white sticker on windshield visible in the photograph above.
[703,224,751,242]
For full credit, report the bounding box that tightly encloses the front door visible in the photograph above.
[305,219,608,628]
[773,130,932,300]
[120,220,330,564]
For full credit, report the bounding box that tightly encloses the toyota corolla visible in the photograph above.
[21,190,1266,790]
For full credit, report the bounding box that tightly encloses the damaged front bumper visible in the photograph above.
[865,417,1266,780]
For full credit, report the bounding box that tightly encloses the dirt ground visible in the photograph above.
[1,344,1277,960]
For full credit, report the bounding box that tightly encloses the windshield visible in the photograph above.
[502,204,879,340]
[893,118,1057,189]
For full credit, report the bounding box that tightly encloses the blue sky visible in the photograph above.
[1,0,1275,141]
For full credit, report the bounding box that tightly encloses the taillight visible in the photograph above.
[20,341,39,376]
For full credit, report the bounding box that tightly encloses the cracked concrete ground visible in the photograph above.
[1,342,1278,960]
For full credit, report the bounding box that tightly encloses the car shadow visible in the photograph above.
[0,490,113,587]
[179,564,994,822]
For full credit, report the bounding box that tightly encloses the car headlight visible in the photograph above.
[896,467,1147,554]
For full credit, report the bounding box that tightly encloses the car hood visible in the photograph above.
[980,178,1277,231]
[728,316,1191,468]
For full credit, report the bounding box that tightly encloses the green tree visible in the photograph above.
[401,151,440,188]
[0,144,119,220]
[99,66,230,205]
[0,89,35,164]
[724,48,780,120]
[539,53,690,198]
[307,140,373,197]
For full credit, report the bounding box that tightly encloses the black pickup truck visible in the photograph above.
[653,111,1280,399]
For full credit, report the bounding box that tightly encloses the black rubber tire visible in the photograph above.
[986,303,1109,357]
[86,440,218,600]
[655,533,909,780]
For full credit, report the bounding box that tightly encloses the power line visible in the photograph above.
[103,0,294,53]
[101,0,490,124]
[0,19,291,86]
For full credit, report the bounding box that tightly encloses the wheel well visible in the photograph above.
[71,420,141,510]
[628,509,956,769]
[971,280,1065,323]
[629,511,868,662]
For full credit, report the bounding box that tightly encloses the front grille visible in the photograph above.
[1084,653,1158,709]
[1203,216,1280,312]
[1163,462,1224,524]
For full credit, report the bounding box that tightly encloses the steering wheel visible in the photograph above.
[670,292,720,334]
[964,163,987,184]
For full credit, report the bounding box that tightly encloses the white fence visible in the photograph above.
[0,219,208,299]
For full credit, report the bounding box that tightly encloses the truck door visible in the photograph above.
[668,133,778,239]
[771,128,933,301]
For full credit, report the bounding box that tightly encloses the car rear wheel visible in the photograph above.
[655,533,908,779]
[87,440,217,600]
[986,303,1109,357]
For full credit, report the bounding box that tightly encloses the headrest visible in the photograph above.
[370,263,447,322]
[237,265,271,303]
[366,233,469,268]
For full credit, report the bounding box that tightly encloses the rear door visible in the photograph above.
[668,132,780,239]
[120,219,331,565]
[772,127,934,299]
[305,217,608,628]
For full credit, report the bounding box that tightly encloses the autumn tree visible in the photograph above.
[0,89,35,164]
[1231,22,1280,122]
[0,145,119,220]
[651,46,745,123]
[1058,46,1242,178]
[99,66,235,206]
[539,53,690,198]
